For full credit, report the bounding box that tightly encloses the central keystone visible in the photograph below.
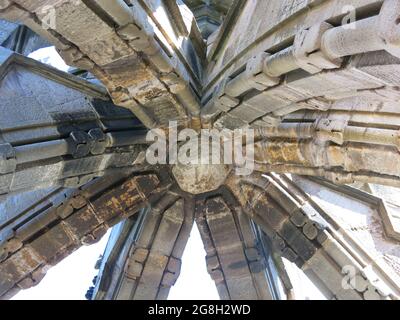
[172,162,231,195]
[171,141,231,195]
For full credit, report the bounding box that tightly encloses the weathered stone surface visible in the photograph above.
[172,141,231,194]
[226,173,400,300]
[196,195,284,300]
[0,172,164,299]
[92,194,193,300]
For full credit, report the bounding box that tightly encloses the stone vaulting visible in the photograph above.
[0,0,400,300]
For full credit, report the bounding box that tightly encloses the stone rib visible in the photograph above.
[0,172,164,300]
